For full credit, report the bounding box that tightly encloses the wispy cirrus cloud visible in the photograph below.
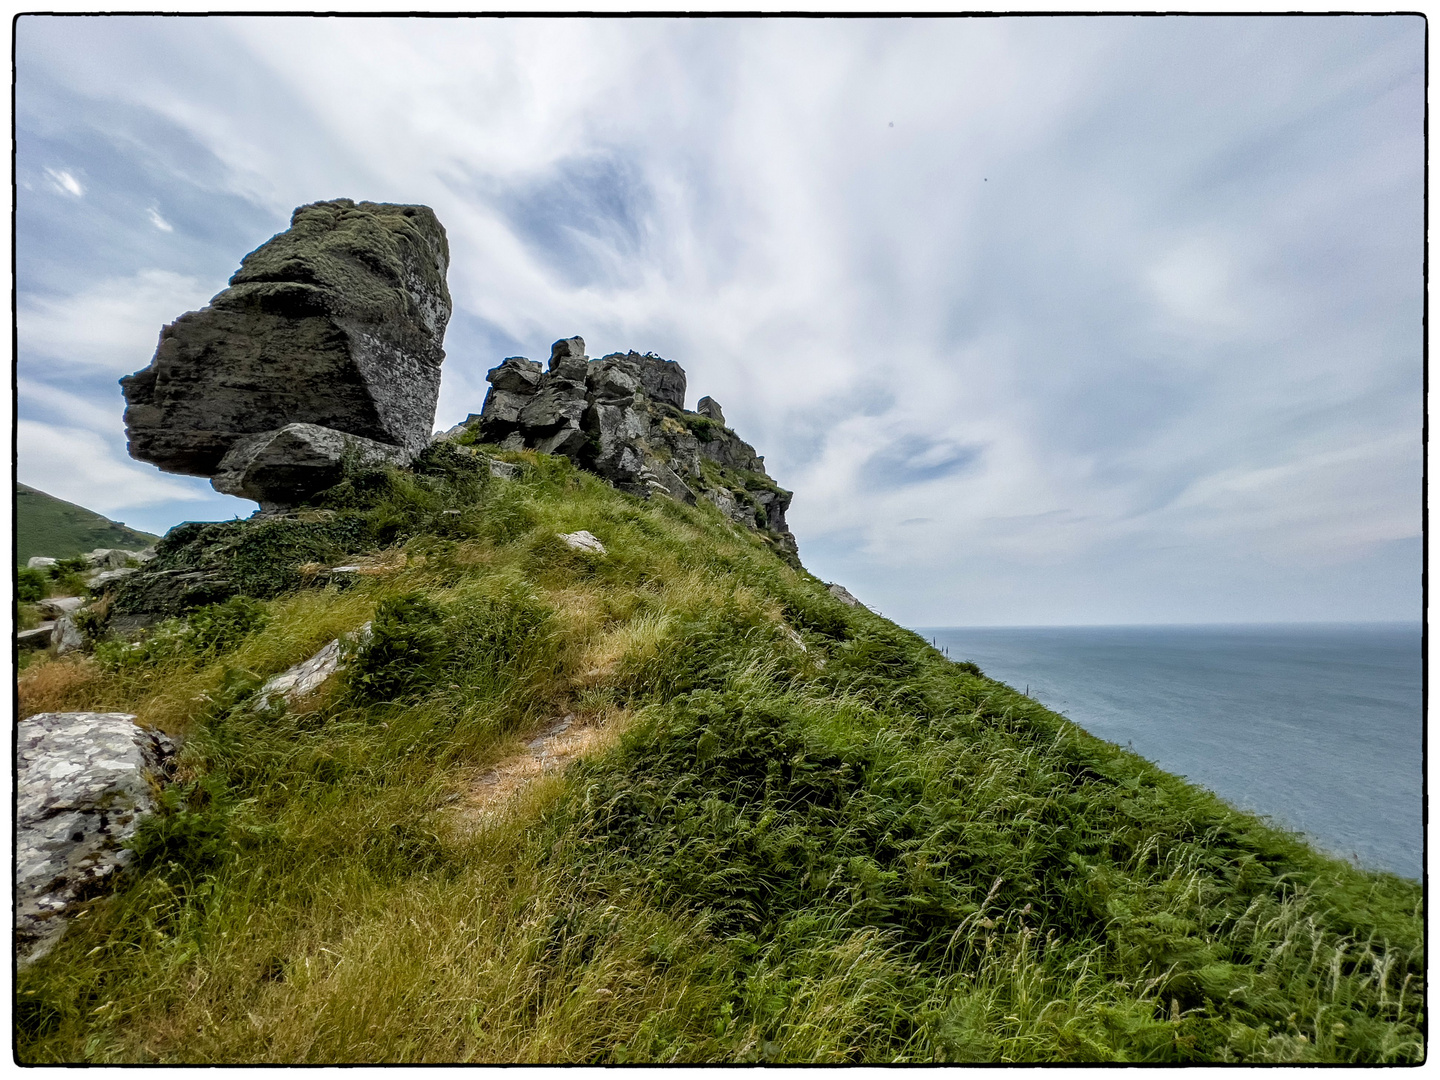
[16,420,207,514]
[13,14,1422,623]
[19,268,214,374]
[44,166,83,196]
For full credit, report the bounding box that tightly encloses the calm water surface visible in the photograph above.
[915,624,1422,879]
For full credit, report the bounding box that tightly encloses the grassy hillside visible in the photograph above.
[16,483,161,564]
[15,445,1423,1064]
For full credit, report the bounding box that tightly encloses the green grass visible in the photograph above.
[14,449,1423,1063]
[16,483,160,564]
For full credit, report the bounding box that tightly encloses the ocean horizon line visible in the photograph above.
[909,619,1421,632]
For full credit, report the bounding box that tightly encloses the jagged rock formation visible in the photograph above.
[449,337,798,560]
[121,198,451,505]
[16,712,175,967]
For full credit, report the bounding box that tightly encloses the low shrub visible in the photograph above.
[16,566,45,602]
[94,597,270,671]
[347,592,450,705]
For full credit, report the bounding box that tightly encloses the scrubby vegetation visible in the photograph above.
[15,448,1424,1063]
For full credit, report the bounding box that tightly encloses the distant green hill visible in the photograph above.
[15,483,161,565]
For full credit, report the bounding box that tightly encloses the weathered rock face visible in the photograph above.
[121,198,451,502]
[211,423,415,509]
[697,396,725,425]
[16,713,175,967]
[457,337,799,562]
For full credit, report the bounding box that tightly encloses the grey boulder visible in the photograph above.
[16,712,175,967]
[121,198,451,481]
[85,567,138,591]
[51,613,85,655]
[211,422,416,508]
[18,624,55,650]
[84,548,133,570]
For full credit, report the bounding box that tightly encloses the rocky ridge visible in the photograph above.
[443,336,798,562]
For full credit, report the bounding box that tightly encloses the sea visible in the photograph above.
[915,623,1423,880]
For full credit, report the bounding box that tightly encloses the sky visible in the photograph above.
[13,14,1424,626]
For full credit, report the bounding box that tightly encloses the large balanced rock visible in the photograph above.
[456,336,799,561]
[16,712,175,967]
[121,198,451,503]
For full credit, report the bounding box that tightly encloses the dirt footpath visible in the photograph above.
[450,712,615,827]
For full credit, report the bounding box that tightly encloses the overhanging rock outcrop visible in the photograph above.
[447,336,799,562]
[121,198,451,506]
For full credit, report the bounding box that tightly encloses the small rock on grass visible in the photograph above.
[254,622,373,712]
[558,530,606,555]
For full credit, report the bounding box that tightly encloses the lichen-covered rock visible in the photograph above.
[109,512,379,621]
[16,712,175,967]
[211,422,416,508]
[121,198,451,485]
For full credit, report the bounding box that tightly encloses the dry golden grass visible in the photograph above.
[17,654,102,717]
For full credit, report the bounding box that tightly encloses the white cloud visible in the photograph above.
[13,16,1422,624]
[17,376,119,433]
[18,269,215,374]
[16,419,207,514]
[1146,237,1248,331]
[147,206,174,232]
[44,166,83,197]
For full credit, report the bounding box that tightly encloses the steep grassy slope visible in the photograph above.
[15,448,1424,1063]
[16,483,161,564]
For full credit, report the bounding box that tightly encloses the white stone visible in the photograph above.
[86,567,138,589]
[827,583,864,608]
[254,622,373,712]
[558,530,607,555]
[16,712,175,967]
[26,556,56,570]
